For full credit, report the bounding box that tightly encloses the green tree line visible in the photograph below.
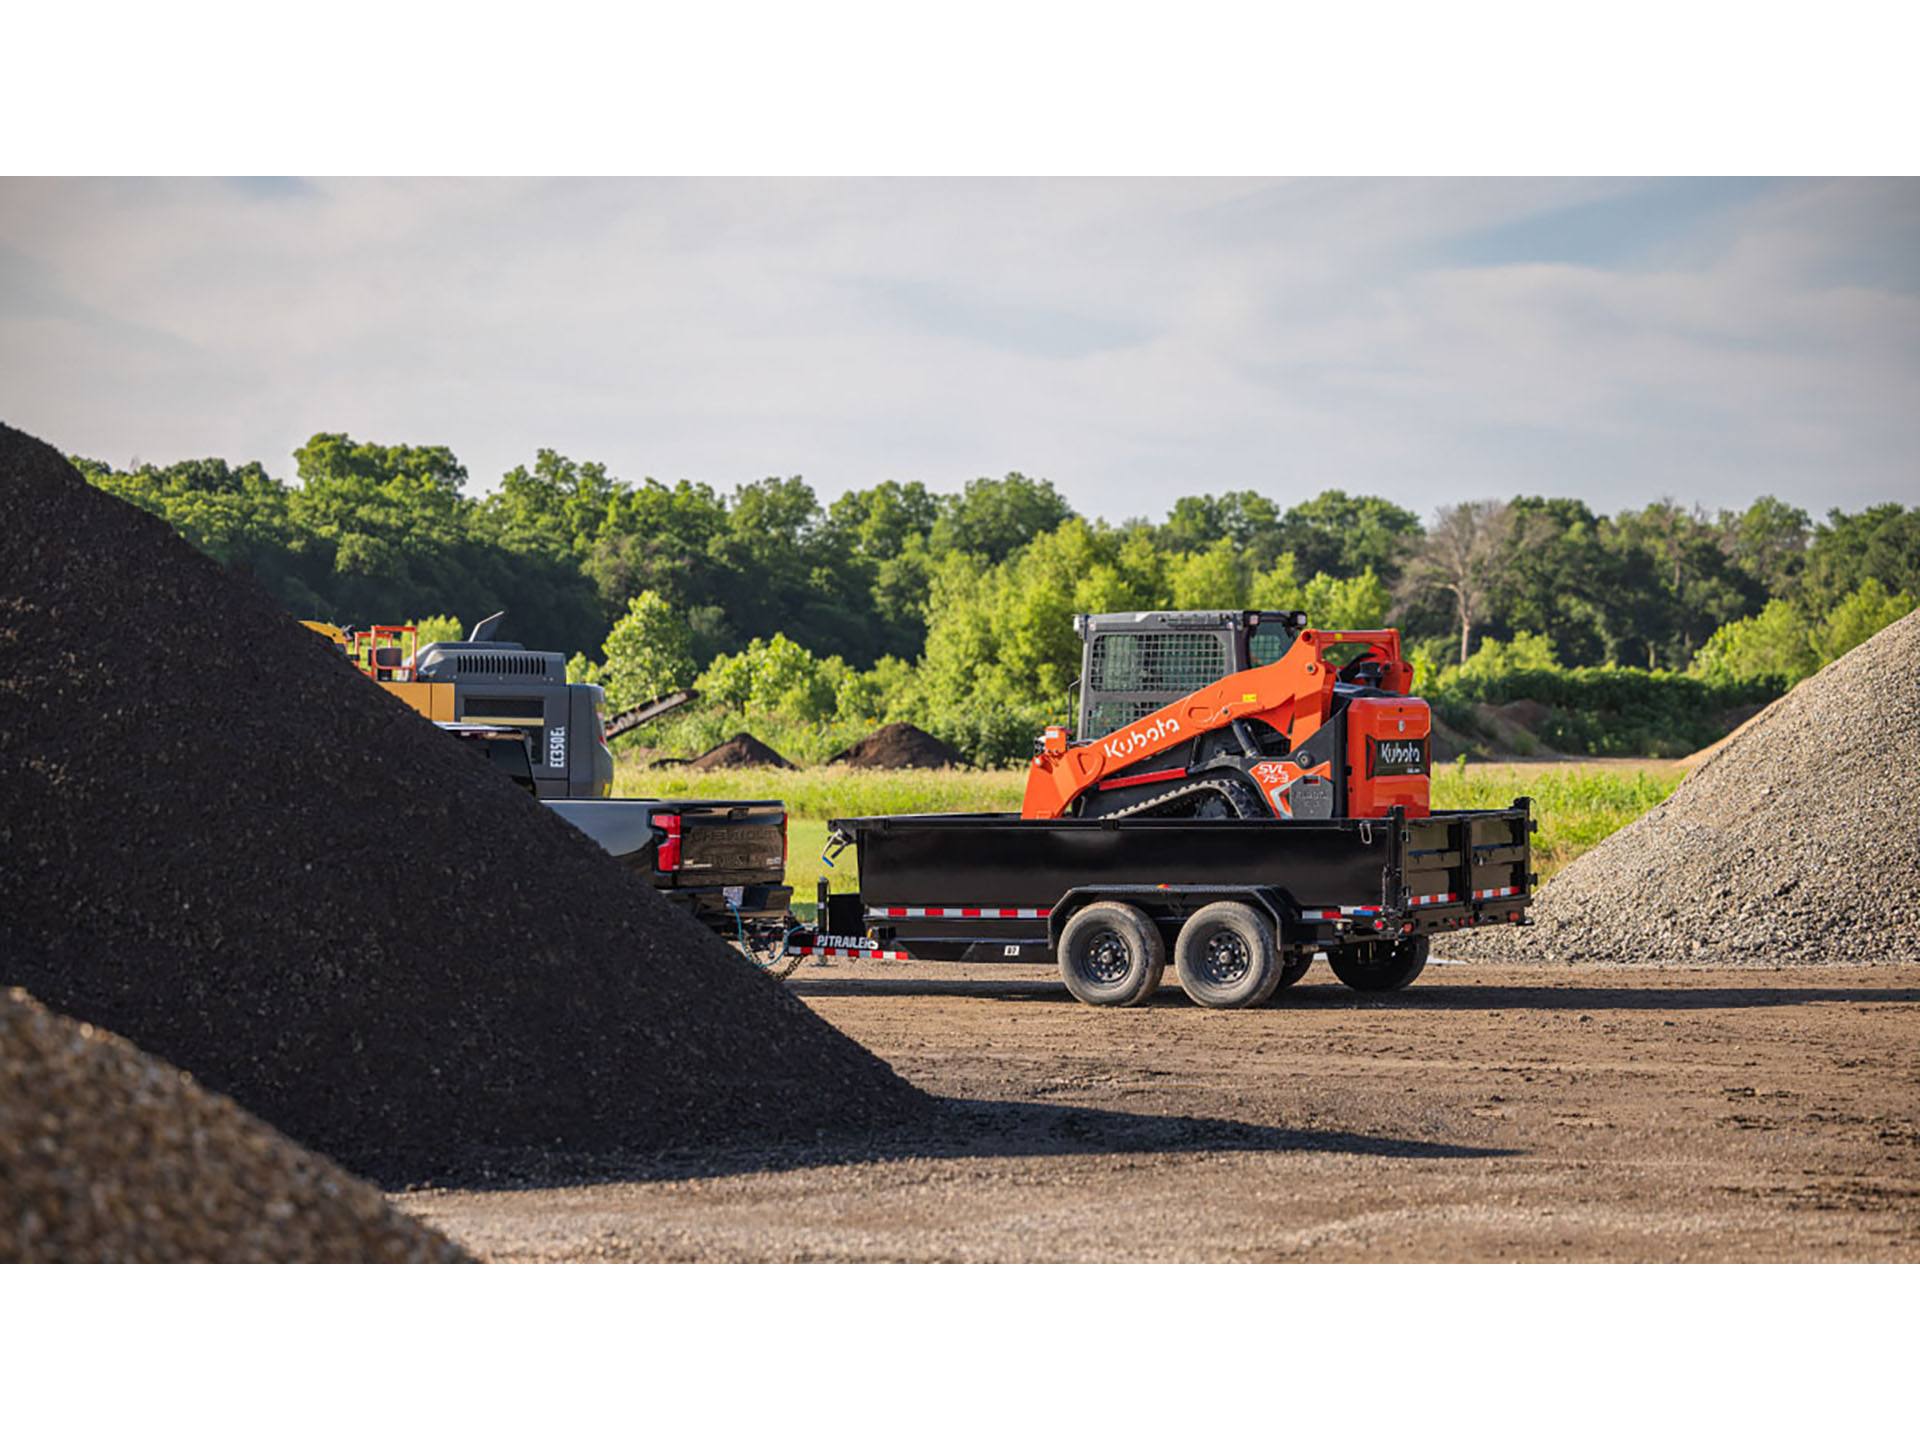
[77,435,1917,762]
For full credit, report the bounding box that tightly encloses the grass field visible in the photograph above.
[1430,757,1683,877]
[617,756,1685,907]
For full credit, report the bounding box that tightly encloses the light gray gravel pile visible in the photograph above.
[0,987,468,1262]
[1437,608,1920,966]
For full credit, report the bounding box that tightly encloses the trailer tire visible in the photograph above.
[1174,902,1282,1009]
[1057,903,1165,1007]
[1329,936,1429,992]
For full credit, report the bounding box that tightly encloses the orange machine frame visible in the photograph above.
[1022,629,1414,820]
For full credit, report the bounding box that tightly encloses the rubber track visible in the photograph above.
[1098,775,1269,820]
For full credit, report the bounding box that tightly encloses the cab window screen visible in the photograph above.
[1083,631,1231,738]
[1088,632,1226,693]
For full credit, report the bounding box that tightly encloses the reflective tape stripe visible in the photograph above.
[788,946,912,961]
[1301,888,1520,921]
[868,906,1049,919]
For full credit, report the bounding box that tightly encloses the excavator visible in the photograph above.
[1022,609,1430,822]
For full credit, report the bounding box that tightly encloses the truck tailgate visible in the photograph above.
[677,800,786,881]
[543,796,786,885]
[544,797,791,924]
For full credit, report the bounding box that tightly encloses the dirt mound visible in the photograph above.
[686,732,794,770]
[1439,608,1920,965]
[0,987,466,1262]
[1493,698,1552,731]
[1427,704,1559,762]
[0,422,927,1183]
[1428,716,1474,764]
[829,723,964,769]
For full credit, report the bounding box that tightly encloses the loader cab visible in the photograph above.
[1074,610,1307,741]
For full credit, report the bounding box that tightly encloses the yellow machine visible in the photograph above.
[302,620,450,719]
[302,614,614,796]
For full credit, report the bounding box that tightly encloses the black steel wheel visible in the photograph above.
[1328,936,1430,992]
[1056,902,1165,1007]
[1173,902,1282,1009]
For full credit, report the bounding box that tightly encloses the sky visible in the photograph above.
[2,176,1916,525]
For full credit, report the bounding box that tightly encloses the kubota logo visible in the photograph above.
[1377,740,1422,766]
[1103,715,1182,760]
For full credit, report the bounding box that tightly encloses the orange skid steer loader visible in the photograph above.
[1023,610,1431,823]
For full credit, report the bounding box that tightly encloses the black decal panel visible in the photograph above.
[1367,736,1429,777]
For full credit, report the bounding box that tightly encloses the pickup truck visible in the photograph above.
[547,796,792,940]
[437,721,793,942]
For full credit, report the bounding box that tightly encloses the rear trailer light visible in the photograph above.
[653,812,682,872]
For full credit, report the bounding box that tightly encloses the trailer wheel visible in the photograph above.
[1328,936,1429,992]
[1056,903,1166,1007]
[1174,902,1282,1009]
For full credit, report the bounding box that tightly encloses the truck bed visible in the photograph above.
[828,804,1533,962]
[548,797,792,928]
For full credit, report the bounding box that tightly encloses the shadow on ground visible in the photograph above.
[404,1095,1518,1192]
[787,974,1920,1014]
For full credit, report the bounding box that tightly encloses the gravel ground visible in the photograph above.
[1437,608,1920,965]
[0,420,929,1186]
[397,957,1920,1262]
[1,987,466,1262]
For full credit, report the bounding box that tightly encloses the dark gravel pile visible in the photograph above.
[686,732,794,770]
[0,987,467,1262]
[829,723,963,770]
[0,422,928,1182]
[1438,608,1920,966]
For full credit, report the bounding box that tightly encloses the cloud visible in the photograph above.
[0,177,1914,521]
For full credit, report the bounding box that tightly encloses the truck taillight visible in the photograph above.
[653,812,682,872]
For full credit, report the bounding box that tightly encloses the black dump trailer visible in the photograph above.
[813,804,1535,1008]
